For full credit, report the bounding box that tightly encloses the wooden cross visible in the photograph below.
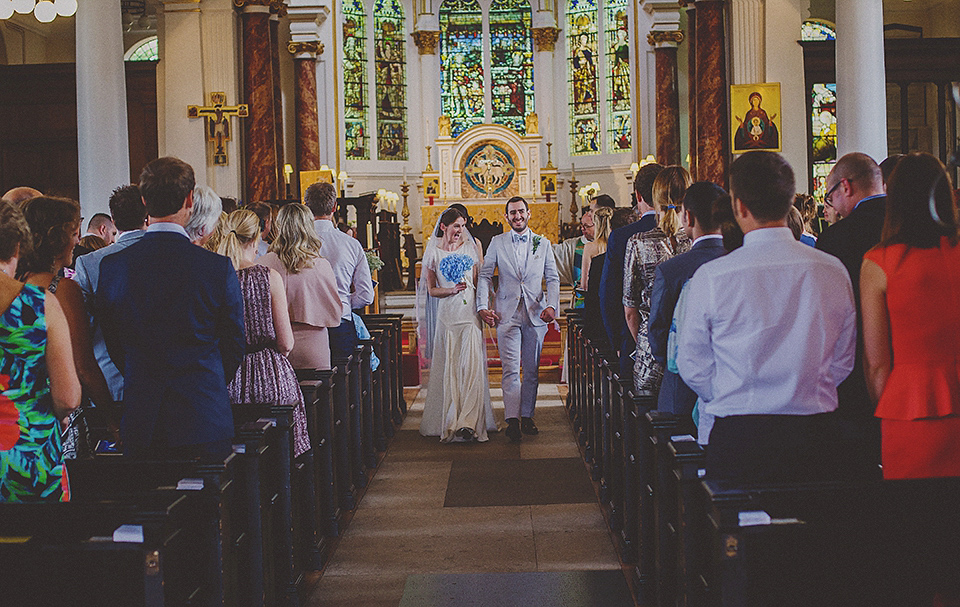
[187,92,249,166]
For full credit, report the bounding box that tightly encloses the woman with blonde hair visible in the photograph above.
[216,209,312,456]
[259,203,342,371]
[578,206,613,294]
[623,165,692,395]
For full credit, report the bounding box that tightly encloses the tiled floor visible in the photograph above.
[305,383,626,607]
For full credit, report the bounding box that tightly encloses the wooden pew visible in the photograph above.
[362,313,406,425]
[298,369,340,549]
[330,356,358,511]
[0,492,207,607]
[357,337,379,469]
[67,454,242,607]
[698,477,960,607]
[232,405,301,606]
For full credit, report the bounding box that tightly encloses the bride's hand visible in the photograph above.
[452,282,466,294]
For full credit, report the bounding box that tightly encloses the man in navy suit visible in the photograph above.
[98,157,245,461]
[815,152,886,477]
[648,182,727,421]
[599,162,663,377]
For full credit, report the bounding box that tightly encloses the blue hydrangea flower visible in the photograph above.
[438,253,474,284]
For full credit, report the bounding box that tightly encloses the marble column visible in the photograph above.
[76,0,129,217]
[648,32,683,166]
[239,0,279,202]
[532,26,560,168]
[694,0,728,188]
[270,4,286,193]
[836,0,887,160]
[413,28,442,143]
[685,2,697,178]
[289,40,324,172]
[730,0,764,85]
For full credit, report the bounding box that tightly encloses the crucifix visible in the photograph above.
[187,92,248,166]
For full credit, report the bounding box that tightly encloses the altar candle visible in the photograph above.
[571,163,576,180]
[366,223,373,249]
[403,167,407,184]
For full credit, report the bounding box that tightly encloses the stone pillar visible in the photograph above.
[532,26,560,160]
[836,0,887,160]
[412,28,442,143]
[239,0,279,202]
[76,0,129,216]
[648,32,683,166]
[694,0,728,187]
[685,2,697,178]
[730,0,764,85]
[270,4,286,193]
[288,40,324,172]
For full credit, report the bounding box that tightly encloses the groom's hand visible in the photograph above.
[540,307,557,323]
[479,309,499,327]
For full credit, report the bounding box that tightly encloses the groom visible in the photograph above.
[478,196,561,442]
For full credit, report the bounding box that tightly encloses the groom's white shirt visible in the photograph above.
[477,229,561,326]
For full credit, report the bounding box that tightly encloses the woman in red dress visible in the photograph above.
[861,152,960,479]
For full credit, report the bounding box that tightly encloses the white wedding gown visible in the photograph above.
[419,243,497,442]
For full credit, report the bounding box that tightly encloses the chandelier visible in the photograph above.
[0,0,78,23]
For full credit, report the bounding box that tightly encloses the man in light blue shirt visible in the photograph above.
[73,184,148,402]
[305,182,375,360]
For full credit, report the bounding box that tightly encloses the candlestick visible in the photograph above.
[400,182,411,236]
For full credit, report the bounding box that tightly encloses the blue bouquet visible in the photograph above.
[437,253,474,304]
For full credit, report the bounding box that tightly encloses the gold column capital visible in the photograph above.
[287,40,324,57]
[532,27,560,52]
[234,0,271,10]
[647,30,685,47]
[411,30,441,55]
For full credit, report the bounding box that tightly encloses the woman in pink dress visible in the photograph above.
[259,204,342,371]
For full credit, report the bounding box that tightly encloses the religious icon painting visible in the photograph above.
[299,169,335,201]
[540,174,557,195]
[424,176,440,197]
[731,82,782,153]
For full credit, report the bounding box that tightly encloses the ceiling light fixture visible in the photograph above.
[0,0,75,22]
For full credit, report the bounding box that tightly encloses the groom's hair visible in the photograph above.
[505,196,528,213]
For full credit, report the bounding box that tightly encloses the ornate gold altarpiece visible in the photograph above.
[421,121,559,244]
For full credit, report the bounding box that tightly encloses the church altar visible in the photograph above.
[421,201,559,244]
[420,121,559,243]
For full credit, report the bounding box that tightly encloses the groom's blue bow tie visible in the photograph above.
[512,233,528,243]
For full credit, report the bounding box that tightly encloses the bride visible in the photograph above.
[418,207,497,442]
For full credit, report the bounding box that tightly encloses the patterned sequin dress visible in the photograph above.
[228,265,310,457]
[0,283,65,502]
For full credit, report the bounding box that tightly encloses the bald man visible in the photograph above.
[2,187,42,205]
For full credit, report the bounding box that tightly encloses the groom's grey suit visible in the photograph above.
[477,230,560,420]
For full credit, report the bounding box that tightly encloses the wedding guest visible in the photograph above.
[217,209,311,457]
[245,202,273,257]
[0,199,80,501]
[73,184,147,403]
[861,152,960,479]
[2,186,42,206]
[578,206,612,295]
[97,157,245,461]
[17,196,120,449]
[623,165,692,396]
[185,185,223,246]
[259,203,342,371]
[599,162,663,378]
[305,182,375,360]
[203,212,229,252]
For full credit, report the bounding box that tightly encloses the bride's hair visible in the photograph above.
[435,207,464,237]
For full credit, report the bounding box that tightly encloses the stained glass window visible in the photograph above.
[343,0,369,159]
[811,83,838,200]
[440,0,484,137]
[374,0,407,160]
[801,19,836,42]
[605,0,630,152]
[489,0,534,135]
[126,36,158,62]
[567,0,600,155]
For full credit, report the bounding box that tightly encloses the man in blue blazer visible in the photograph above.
[98,157,245,461]
[599,162,663,378]
[648,182,727,421]
[74,184,148,402]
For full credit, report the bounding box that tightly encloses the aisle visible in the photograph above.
[306,383,632,607]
